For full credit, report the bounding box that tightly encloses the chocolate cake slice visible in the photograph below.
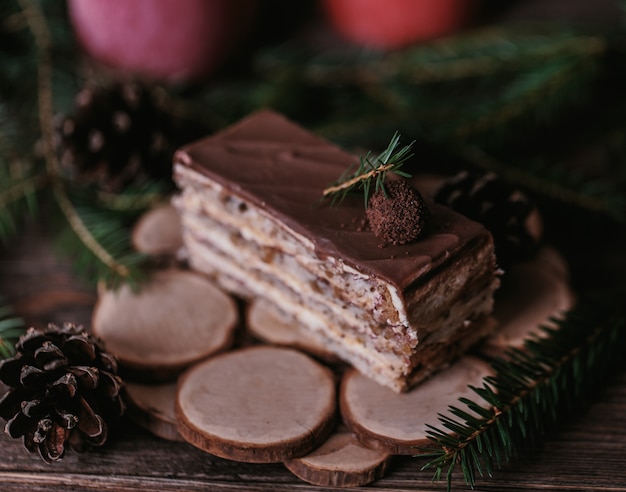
[172,110,499,392]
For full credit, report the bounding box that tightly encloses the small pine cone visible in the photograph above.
[434,171,542,267]
[0,323,125,462]
[56,81,205,192]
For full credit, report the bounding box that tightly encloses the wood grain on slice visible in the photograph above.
[284,430,392,487]
[132,202,183,257]
[92,269,237,381]
[533,244,571,281]
[246,299,340,363]
[480,251,575,359]
[176,346,336,463]
[124,382,183,441]
[340,356,492,455]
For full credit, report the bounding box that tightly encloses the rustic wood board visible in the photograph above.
[1,372,626,491]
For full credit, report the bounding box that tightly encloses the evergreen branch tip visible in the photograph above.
[419,292,626,491]
[322,132,415,207]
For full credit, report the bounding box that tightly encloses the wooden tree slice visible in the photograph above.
[131,202,183,257]
[176,346,336,463]
[284,430,392,487]
[124,382,183,441]
[340,356,492,455]
[480,251,575,358]
[92,269,237,381]
[533,245,571,281]
[246,299,340,363]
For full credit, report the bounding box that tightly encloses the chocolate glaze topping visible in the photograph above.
[174,110,491,291]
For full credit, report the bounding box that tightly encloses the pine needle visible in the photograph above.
[54,191,147,290]
[451,53,599,141]
[0,299,25,360]
[322,132,414,207]
[420,289,626,490]
[247,25,605,145]
[94,181,170,213]
[16,0,149,290]
[287,26,606,86]
[0,105,45,243]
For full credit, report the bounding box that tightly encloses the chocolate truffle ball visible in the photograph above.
[366,180,429,245]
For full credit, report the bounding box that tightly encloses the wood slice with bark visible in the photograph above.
[92,269,238,381]
[284,430,392,487]
[480,248,575,358]
[176,346,337,463]
[246,298,340,363]
[340,356,492,455]
[532,245,571,281]
[124,382,183,441]
[131,202,183,259]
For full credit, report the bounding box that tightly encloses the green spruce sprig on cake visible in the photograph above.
[322,133,430,245]
[322,132,414,207]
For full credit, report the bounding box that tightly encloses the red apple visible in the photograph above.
[322,0,479,50]
[68,0,257,84]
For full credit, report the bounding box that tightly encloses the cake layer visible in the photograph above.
[172,169,495,390]
[173,110,499,391]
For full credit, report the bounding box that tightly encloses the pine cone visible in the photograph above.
[434,171,542,267]
[56,81,205,193]
[0,323,125,462]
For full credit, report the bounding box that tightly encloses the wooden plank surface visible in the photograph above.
[0,372,625,492]
[2,0,625,489]
[1,221,625,491]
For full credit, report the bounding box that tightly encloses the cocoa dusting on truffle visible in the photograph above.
[366,180,429,245]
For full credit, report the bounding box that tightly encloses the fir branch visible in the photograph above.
[55,187,132,280]
[17,0,148,288]
[0,299,25,359]
[94,181,170,213]
[249,26,606,142]
[290,27,606,86]
[451,54,599,140]
[322,132,414,207]
[0,172,46,242]
[54,195,147,290]
[420,290,626,490]
[17,0,59,178]
[0,105,45,242]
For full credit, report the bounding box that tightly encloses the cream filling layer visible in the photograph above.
[174,165,410,329]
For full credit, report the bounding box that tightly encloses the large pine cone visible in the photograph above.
[434,171,542,267]
[0,323,125,462]
[56,81,205,192]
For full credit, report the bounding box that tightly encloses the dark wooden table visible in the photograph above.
[1,206,625,492]
[1,0,625,488]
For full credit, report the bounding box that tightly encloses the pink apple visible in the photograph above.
[322,0,479,50]
[68,0,258,83]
